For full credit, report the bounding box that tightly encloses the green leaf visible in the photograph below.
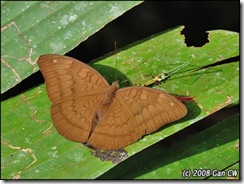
[1,1,142,93]
[99,113,239,179]
[1,26,239,179]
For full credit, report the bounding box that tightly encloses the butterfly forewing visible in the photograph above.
[37,54,110,143]
[88,87,187,150]
[37,54,110,104]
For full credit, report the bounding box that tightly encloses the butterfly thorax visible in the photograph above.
[91,81,119,131]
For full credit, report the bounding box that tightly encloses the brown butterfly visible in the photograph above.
[37,54,187,150]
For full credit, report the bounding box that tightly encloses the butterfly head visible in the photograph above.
[111,80,119,88]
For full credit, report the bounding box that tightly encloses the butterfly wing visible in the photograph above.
[88,87,187,150]
[37,54,110,142]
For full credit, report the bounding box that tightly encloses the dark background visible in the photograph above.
[1,1,240,144]
[68,1,240,62]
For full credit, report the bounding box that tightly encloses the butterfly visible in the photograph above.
[37,54,187,150]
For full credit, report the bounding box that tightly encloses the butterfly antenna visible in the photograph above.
[114,41,118,81]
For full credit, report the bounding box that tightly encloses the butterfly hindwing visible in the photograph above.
[51,95,104,142]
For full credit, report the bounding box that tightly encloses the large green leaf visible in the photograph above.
[1,26,239,179]
[90,26,239,154]
[1,1,142,93]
